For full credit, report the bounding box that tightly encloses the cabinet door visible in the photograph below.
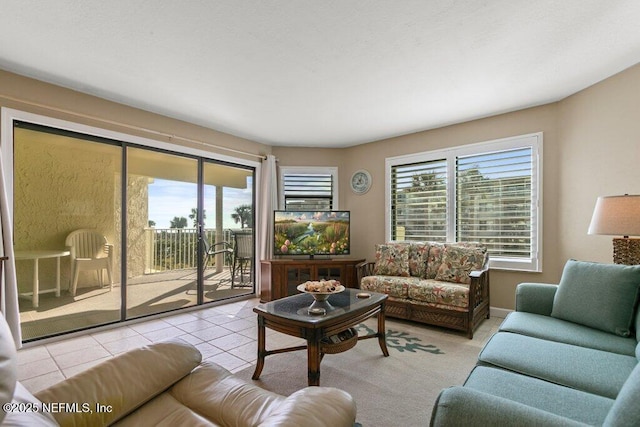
[285,266,312,296]
[317,266,342,282]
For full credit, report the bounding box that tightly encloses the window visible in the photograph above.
[386,133,542,272]
[280,166,338,210]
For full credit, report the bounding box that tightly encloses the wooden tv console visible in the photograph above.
[260,258,365,302]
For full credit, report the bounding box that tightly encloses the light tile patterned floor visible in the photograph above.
[17,298,266,394]
[17,297,504,395]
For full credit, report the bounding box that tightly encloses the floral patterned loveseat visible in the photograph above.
[356,242,490,338]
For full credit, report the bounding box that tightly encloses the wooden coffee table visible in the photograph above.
[252,288,389,386]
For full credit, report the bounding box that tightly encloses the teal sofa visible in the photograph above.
[430,260,640,426]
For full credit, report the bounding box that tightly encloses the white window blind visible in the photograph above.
[386,133,542,272]
[391,159,447,241]
[456,147,533,259]
[280,167,338,210]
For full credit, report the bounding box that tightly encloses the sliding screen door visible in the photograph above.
[13,124,122,340]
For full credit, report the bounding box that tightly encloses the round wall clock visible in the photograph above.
[350,169,372,194]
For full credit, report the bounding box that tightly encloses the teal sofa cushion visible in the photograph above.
[635,301,640,342]
[603,363,640,426]
[431,386,591,427]
[500,312,637,356]
[514,282,558,316]
[478,332,636,399]
[464,366,613,425]
[551,260,640,337]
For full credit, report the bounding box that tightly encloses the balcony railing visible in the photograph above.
[144,228,233,274]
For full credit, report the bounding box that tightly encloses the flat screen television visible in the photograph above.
[274,210,350,257]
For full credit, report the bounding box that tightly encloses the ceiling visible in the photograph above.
[1,1,640,148]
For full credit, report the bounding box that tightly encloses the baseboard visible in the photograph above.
[490,306,512,319]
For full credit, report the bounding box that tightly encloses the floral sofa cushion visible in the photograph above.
[435,244,488,285]
[360,276,469,311]
[373,243,410,277]
[425,242,445,279]
[375,241,446,279]
[408,242,430,278]
[408,280,470,310]
[360,275,414,299]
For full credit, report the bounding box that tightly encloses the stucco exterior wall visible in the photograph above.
[126,175,150,278]
[13,128,122,292]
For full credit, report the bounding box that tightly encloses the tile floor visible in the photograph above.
[17,297,276,394]
[17,297,503,395]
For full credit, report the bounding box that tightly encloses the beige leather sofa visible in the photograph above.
[0,315,357,426]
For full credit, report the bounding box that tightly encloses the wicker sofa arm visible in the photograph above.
[469,267,487,279]
[467,261,490,312]
[356,261,376,285]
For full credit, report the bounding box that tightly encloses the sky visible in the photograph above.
[148,178,253,230]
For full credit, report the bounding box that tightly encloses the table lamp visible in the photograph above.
[588,194,640,265]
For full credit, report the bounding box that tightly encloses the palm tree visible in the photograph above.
[170,216,188,229]
[231,204,252,229]
[188,208,206,228]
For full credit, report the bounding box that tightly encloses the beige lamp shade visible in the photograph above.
[588,195,640,237]
[588,195,640,265]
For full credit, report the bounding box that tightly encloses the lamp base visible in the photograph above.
[613,238,640,265]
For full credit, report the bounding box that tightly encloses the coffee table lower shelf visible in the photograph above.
[321,328,358,354]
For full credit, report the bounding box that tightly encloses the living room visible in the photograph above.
[2,50,638,310]
[1,2,640,426]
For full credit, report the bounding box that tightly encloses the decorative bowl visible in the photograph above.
[297,283,345,302]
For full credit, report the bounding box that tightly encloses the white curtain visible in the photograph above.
[0,153,21,348]
[258,155,277,270]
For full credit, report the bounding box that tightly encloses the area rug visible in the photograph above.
[235,318,487,426]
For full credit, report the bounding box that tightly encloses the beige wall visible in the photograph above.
[0,70,271,162]
[557,64,640,264]
[3,62,640,310]
[1,69,271,292]
[275,63,640,311]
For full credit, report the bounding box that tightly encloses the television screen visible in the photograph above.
[274,210,350,256]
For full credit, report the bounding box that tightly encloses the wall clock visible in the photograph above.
[350,169,372,194]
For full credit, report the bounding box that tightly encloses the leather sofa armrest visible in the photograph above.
[162,361,356,427]
[430,387,585,427]
[0,314,17,425]
[259,386,357,427]
[35,338,201,426]
[515,283,558,316]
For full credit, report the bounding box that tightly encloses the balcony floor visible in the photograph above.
[18,267,254,342]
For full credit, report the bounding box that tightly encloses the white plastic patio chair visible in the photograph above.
[65,229,114,296]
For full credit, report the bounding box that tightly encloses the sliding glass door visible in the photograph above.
[202,161,254,302]
[13,123,122,339]
[12,120,256,341]
[125,147,199,319]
